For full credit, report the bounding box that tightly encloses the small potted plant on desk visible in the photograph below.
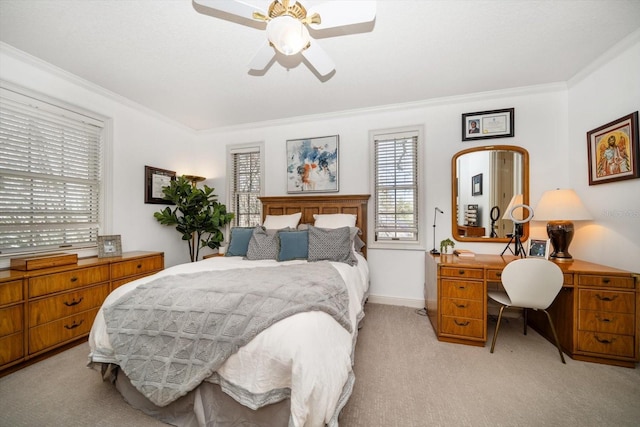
[439,238,455,255]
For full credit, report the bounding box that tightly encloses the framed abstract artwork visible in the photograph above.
[286,135,339,193]
[587,111,639,185]
[462,108,515,141]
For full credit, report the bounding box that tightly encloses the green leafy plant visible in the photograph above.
[154,176,235,262]
[440,238,455,254]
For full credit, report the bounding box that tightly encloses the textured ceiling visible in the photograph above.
[1,0,639,131]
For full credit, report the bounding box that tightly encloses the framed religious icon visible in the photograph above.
[145,165,176,204]
[462,108,515,141]
[587,111,639,185]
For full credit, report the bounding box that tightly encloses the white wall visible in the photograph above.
[2,31,638,305]
[565,31,640,272]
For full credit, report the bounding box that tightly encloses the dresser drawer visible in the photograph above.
[441,280,484,300]
[0,304,23,336]
[111,255,163,280]
[28,308,98,354]
[440,316,484,339]
[441,298,483,319]
[28,284,109,327]
[440,267,483,280]
[578,310,635,335]
[0,333,24,366]
[0,280,23,305]
[577,331,635,358]
[578,274,635,289]
[112,272,158,291]
[29,266,110,298]
[578,289,634,313]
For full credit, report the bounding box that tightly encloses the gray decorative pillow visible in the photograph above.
[245,226,279,260]
[308,225,358,266]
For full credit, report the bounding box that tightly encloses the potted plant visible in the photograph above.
[154,176,235,262]
[440,238,455,254]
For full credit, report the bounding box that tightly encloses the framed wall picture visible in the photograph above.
[145,165,176,204]
[286,135,339,193]
[462,108,515,141]
[472,173,483,196]
[97,235,122,258]
[527,238,550,259]
[587,111,639,185]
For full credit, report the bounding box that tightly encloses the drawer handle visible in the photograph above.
[454,303,467,309]
[454,320,470,327]
[457,285,467,290]
[595,294,618,302]
[496,272,501,277]
[595,315,612,323]
[458,270,465,275]
[594,335,615,345]
[64,319,84,330]
[70,276,78,282]
[602,278,610,284]
[63,297,84,307]
[137,263,142,269]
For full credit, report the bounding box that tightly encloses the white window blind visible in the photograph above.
[0,86,103,255]
[374,131,419,242]
[229,146,261,227]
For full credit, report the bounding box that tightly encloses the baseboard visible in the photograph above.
[367,294,424,308]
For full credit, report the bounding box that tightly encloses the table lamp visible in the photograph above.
[533,189,592,261]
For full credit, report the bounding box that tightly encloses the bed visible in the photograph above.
[88,194,370,427]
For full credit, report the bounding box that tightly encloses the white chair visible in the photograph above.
[488,258,566,363]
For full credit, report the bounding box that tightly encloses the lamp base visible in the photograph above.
[547,220,575,261]
[430,249,440,255]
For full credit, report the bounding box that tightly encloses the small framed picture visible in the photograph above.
[587,111,639,185]
[462,108,515,141]
[472,173,483,196]
[97,235,122,258]
[145,165,176,204]
[527,238,550,259]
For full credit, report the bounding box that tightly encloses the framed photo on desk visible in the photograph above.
[527,238,550,259]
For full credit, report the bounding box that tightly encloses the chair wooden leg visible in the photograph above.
[543,309,566,364]
[490,305,506,353]
[523,308,528,335]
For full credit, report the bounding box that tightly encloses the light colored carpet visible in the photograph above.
[1,303,639,426]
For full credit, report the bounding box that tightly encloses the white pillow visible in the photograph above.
[262,212,302,229]
[313,213,357,228]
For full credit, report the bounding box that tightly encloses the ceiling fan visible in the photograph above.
[193,0,376,76]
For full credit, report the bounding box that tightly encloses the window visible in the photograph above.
[227,143,263,227]
[0,83,107,257]
[371,127,423,248]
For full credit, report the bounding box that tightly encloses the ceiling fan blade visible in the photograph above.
[193,0,267,21]
[307,1,376,29]
[248,42,276,71]
[302,42,335,76]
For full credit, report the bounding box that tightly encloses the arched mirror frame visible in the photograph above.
[451,145,530,243]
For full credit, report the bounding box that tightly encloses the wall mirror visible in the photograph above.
[451,145,529,242]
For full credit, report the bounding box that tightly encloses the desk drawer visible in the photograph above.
[111,255,163,280]
[578,289,634,313]
[440,267,483,280]
[29,284,109,327]
[577,331,635,358]
[442,280,483,300]
[441,298,483,319]
[29,266,109,298]
[578,310,635,335]
[578,275,635,289]
[440,316,484,339]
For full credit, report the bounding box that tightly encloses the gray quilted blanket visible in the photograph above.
[103,261,351,407]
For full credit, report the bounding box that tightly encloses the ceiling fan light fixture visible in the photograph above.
[267,15,310,55]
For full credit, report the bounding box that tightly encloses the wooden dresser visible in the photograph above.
[0,251,163,374]
[425,253,639,368]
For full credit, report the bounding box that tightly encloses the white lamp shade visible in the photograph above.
[267,16,310,56]
[533,189,593,221]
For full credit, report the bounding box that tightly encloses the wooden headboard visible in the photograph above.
[259,194,371,257]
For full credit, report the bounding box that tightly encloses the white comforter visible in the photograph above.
[89,254,369,427]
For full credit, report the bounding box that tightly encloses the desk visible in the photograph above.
[425,253,639,368]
